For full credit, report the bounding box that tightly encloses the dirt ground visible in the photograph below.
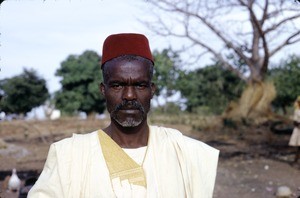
[0,117,299,198]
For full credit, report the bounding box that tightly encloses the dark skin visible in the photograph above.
[100,59,156,148]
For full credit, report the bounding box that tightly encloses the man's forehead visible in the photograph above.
[106,61,150,80]
[107,60,149,72]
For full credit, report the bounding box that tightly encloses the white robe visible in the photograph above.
[289,109,300,146]
[28,125,219,198]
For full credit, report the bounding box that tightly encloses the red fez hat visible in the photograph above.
[101,33,154,67]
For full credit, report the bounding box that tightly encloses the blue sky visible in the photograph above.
[0,0,169,93]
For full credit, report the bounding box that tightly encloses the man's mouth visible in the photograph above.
[119,109,140,114]
[120,106,139,110]
[113,100,145,115]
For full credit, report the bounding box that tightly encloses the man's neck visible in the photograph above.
[103,120,149,148]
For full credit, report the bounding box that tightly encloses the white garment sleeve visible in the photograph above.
[27,144,65,198]
[183,136,219,198]
[294,109,300,122]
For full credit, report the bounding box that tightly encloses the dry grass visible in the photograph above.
[224,81,276,124]
[150,113,222,130]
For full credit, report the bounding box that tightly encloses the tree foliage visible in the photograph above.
[54,50,105,115]
[143,0,300,83]
[177,64,245,114]
[270,55,300,113]
[152,48,182,107]
[0,68,49,116]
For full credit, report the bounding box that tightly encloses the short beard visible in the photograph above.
[111,100,146,127]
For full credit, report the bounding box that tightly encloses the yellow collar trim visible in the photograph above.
[98,130,147,187]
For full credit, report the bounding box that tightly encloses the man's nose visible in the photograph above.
[122,86,137,101]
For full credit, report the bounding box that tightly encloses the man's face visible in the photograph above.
[100,59,155,128]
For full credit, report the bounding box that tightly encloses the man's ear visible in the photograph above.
[151,83,156,98]
[100,83,105,96]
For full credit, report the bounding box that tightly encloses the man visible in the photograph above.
[289,96,300,164]
[28,33,219,197]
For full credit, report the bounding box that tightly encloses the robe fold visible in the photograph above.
[28,125,219,198]
[289,109,300,146]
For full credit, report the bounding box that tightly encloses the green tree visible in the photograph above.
[177,63,245,114]
[152,48,182,110]
[54,50,105,115]
[270,55,300,114]
[0,68,49,116]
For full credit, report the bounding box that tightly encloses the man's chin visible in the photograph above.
[117,120,143,128]
[112,116,144,128]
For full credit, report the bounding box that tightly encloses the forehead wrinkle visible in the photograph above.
[107,71,148,84]
[114,67,148,81]
[104,59,152,85]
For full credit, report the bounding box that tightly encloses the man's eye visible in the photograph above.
[111,84,123,89]
[136,84,148,89]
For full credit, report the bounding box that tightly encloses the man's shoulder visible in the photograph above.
[52,130,99,149]
[150,125,182,137]
[150,125,201,142]
[150,125,219,154]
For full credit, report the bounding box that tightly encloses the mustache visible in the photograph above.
[113,100,144,112]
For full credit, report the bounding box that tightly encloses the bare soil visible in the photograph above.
[0,117,299,198]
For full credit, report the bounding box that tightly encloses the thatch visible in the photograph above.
[224,81,276,124]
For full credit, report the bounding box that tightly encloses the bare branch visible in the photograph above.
[143,0,300,82]
[184,32,247,81]
[265,13,300,34]
[270,31,300,57]
[261,0,269,26]
[244,0,270,73]
[182,11,253,68]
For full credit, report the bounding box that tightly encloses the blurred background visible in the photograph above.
[1,0,300,197]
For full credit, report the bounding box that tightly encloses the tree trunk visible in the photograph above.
[87,112,96,120]
[223,81,276,124]
[282,106,287,115]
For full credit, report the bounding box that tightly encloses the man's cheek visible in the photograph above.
[106,101,114,112]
